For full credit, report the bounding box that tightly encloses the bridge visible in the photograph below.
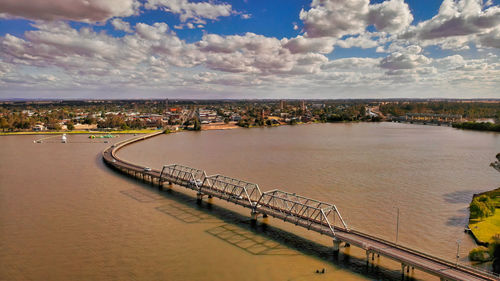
[102,132,499,281]
[391,113,463,126]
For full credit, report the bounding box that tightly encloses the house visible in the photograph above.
[32,124,46,131]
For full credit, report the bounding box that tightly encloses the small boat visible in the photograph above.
[61,134,67,143]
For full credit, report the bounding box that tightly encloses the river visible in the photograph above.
[1,123,499,281]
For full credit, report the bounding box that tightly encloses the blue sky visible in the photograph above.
[0,0,499,99]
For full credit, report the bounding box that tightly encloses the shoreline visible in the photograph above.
[0,129,162,136]
[467,187,500,246]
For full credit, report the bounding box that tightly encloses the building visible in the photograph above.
[32,124,46,131]
[280,100,287,110]
[199,109,218,124]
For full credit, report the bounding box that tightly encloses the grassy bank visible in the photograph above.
[468,187,500,245]
[0,129,162,136]
[453,122,500,132]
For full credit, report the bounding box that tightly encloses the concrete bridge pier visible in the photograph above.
[401,263,412,278]
[332,238,341,253]
[250,210,260,221]
[196,192,205,201]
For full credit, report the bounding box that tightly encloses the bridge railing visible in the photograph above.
[347,229,500,279]
[255,189,348,236]
[203,174,262,206]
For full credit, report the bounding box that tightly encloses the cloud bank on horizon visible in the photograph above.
[0,0,499,99]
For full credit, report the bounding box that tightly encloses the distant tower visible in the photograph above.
[261,109,265,119]
[280,100,286,110]
[301,100,306,111]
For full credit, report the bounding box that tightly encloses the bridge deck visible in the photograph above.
[102,132,498,281]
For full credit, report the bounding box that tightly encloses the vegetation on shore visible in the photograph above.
[452,122,500,132]
[0,129,161,136]
[468,187,500,243]
[468,187,500,273]
[379,101,500,120]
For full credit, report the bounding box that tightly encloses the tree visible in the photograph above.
[66,121,75,131]
[0,117,8,132]
[470,195,495,219]
[490,234,500,273]
[193,118,201,131]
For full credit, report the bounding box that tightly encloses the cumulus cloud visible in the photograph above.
[136,22,169,40]
[299,0,370,38]
[379,45,432,70]
[401,0,500,49]
[368,0,413,33]
[477,26,500,48]
[0,0,140,22]
[145,0,233,23]
[111,18,132,33]
[335,33,380,49]
[281,36,335,54]
[299,0,413,38]
[197,33,329,75]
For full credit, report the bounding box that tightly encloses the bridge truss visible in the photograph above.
[203,174,262,206]
[255,189,348,236]
[160,164,207,190]
[159,163,348,236]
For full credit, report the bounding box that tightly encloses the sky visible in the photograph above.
[0,0,499,99]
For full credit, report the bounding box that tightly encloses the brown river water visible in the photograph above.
[1,122,499,281]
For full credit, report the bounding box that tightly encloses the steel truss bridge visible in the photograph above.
[102,132,498,281]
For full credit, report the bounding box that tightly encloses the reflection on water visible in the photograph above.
[1,123,499,281]
[206,224,297,256]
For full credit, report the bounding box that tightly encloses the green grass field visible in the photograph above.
[469,211,500,244]
[468,188,500,244]
[0,129,161,136]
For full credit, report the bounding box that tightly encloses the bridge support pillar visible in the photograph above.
[401,263,411,278]
[332,238,341,253]
[250,211,259,221]
[196,192,204,202]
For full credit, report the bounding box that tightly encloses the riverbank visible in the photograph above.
[453,122,500,132]
[0,129,162,136]
[468,187,500,245]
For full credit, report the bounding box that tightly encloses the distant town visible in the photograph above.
[0,99,499,133]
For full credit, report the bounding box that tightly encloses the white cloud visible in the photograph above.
[477,26,500,48]
[0,13,499,99]
[401,0,500,49]
[135,22,169,41]
[380,45,432,70]
[145,0,233,23]
[111,18,132,33]
[281,36,335,54]
[368,0,413,33]
[299,0,369,38]
[0,0,140,22]
[299,0,413,38]
[335,33,380,49]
